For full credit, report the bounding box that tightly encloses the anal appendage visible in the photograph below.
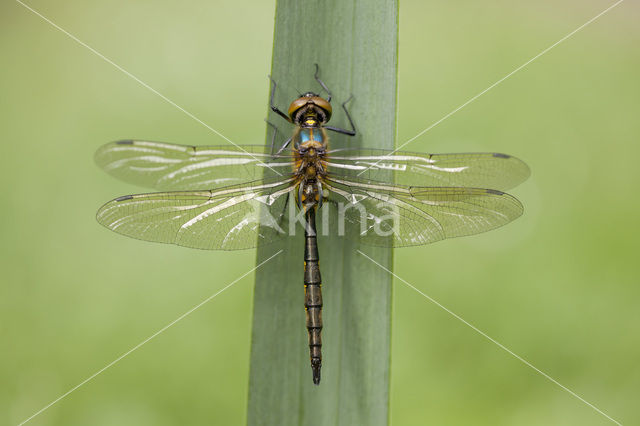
[311,357,321,385]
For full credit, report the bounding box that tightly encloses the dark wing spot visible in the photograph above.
[115,195,134,202]
[485,189,505,195]
[493,153,510,159]
[116,140,134,145]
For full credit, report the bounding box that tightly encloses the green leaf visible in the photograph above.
[248,0,397,425]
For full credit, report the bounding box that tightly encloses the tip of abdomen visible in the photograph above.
[311,358,321,385]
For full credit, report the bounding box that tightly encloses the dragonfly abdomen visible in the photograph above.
[304,208,323,385]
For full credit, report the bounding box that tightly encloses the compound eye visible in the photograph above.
[309,97,332,122]
[288,98,307,120]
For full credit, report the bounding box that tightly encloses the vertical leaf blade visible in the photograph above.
[249,1,397,425]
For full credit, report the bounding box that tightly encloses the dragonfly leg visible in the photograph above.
[314,63,332,102]
[269,76,292,123]
[324,95,357,136]
[275,137,292,155]
[265,120,279,155]
[265,120,292,155]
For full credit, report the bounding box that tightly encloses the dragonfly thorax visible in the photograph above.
[295,137,327,211]
[296,141,327,178]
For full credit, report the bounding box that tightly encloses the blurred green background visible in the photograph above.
[1,0,638,425]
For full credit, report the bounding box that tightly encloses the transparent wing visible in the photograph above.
[325,149,530,191]
[96,178,296,250]
[322,176,524,247]
[95,140,294,191]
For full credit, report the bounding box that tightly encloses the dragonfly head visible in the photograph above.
[288,93,332,125]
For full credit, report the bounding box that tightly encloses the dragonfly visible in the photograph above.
[95,67,529,385]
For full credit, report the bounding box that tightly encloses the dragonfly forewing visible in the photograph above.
[95,140,295,191]
[326,149,530,191]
